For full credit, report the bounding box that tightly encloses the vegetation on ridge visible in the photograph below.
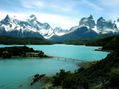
[51,35,119,89]
[65,35,119,50]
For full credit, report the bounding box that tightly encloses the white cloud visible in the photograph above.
[21,0,74,13]
[97,0,119,20]
[35,13,78,29]
[0,10,78,29]
[51,5,72,12]
[82,0,103,11]
[0,10,28,20]
[99,0,119,6]
[34,1,44,7]
[107,11,119,20]
[22,0,45,9]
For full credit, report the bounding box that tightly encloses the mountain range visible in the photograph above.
[0,14,68,39]
[0,14,119,42]
[50,15,119,42]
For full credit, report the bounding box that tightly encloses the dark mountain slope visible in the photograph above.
[50,27,98,42]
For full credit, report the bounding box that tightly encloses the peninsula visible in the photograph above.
[0,46,50,58]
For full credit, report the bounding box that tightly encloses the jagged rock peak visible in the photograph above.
[88,14,93,19]
[4,14,11,22]
[117,18,119,22]
[97,17,105,22]
[79,15,95,28]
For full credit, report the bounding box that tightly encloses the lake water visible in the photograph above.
[0,44,109,89]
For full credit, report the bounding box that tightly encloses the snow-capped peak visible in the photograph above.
[28,14,37,21]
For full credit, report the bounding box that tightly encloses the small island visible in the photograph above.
[0,46,50,58]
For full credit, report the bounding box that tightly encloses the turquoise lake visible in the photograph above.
[0,44,109,89]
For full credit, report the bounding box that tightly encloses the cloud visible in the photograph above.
[51,5,72,12]
[82,0,103,11]
[48,0,75,12]
[22,0,45,9]
[35,13,78,29]
[97,0,119,20]
[21,0,74,13]
[99,0,119,6]
[0,10,28,20]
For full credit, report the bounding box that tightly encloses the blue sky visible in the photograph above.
[0,0,119,29]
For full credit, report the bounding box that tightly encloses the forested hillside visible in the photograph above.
[0,36,52,45]
[65,35,119,50]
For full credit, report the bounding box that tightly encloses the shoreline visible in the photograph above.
[94,47,112,52]
[0,55,53,59]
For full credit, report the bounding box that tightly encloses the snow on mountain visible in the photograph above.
[28,14,37,21]
[27,15,55,38]
[78,15,100,33]
[53,27,69,36]
[78,15,119,34]
[0,14,55,38]
[50,26,98,42]
[92,26,100,33]
[0,14,75,39]
[50,15,119,42]
[0,14,119,40]
[39,27,54,39]
[97,17,118,34]
[115,18,119,29]
[0,15,19,31]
